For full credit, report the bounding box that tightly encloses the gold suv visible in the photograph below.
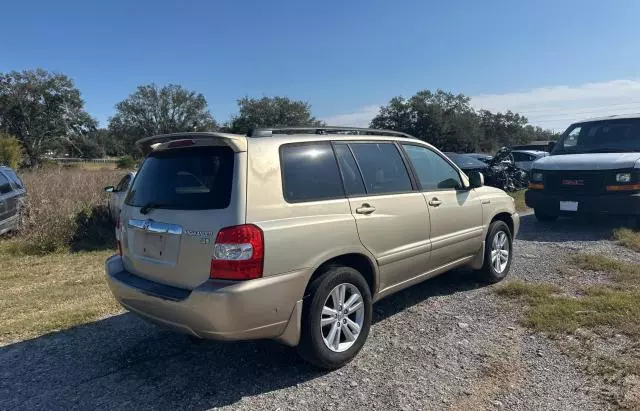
[105,127,519,369]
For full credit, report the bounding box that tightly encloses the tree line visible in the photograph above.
[0,68,557,167]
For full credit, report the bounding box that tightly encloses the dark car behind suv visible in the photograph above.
[0,165,26,235]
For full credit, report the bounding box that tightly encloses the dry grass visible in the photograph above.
[0,244,121,344]
[571,253,640,287]
[508,190,528,212]
[0,166,128,344]
[613,228,640,253]
[496,253,640,406]
[498,255,640,337]
[495,281,561,302]
[12,166,125,254]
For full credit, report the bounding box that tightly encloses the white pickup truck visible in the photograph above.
[525,114,640,226]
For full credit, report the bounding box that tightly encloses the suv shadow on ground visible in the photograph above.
[516,212,635,243]
[0,270,485,410]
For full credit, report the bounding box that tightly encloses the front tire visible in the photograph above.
[298,265,372,369]
[534,208,558,222]
[477,220,513,283]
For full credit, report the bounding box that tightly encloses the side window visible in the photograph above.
[512,152,525,162]
[116,175,131,192]
[402,145,463,190]
[0,173,12,195]
[349,143,413,195]
[563,127,581,148]
[334,144,366,196]
[280,142,345,202]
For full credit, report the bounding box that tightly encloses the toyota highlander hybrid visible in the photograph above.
[106,127,519,368]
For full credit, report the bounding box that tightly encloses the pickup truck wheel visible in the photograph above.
[298,266,372,369]
[534,208,558,222]
[477,220,513,283]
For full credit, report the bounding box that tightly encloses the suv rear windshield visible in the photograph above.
[552,119,640,155]
[125,146,234,210]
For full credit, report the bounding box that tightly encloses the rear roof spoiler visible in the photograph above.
[136,132,247,155]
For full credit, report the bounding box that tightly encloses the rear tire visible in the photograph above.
[298,265,372,369]
[477,220,513,283]
[534,208,558,222]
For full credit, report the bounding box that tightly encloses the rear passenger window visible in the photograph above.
[349,143,413,195]
[334,144,366,196]
[280,142,344,202]
[116,175,131,192]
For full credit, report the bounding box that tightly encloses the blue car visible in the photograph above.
[0,165,26,235]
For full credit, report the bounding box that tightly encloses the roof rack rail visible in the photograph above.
[247,126,415,139]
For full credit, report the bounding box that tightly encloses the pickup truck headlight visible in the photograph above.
[530,172,543,182]
[616,172,632,183]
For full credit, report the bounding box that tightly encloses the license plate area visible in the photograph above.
[126,219,183,264]
[560,201,578,212]
[139,232,166,259]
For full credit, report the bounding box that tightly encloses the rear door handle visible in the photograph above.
[355,204,376,215]
[428,198,442,207]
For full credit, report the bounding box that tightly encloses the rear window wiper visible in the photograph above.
[139,202,171,215]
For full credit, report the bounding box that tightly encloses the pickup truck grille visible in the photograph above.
[544,171,607,195]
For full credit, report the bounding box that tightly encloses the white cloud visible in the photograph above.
[321,105,380,127]
[322,79,640,132]
[471,79,640,131]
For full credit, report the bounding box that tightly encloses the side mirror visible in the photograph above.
[547,141,556,152]
[104,186,115,193]
[468,171,484,188]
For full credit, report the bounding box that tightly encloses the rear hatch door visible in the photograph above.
[120,137,246,290]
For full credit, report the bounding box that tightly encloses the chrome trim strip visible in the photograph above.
[127,219,183,235]
[430,226,483,252]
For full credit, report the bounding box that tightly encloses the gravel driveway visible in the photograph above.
[1,213,634,410]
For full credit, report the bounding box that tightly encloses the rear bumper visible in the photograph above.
[525,190,640,216]
[105,255,310,346]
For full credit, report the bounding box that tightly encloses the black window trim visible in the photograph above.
[399,142,468,192]
[337,140,418,198]
[278,141,348,204]
[332,142,367,198]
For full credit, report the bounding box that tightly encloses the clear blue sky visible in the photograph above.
[2,0,639,128]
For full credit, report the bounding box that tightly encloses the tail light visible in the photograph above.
[116,216,123,256]
[210,224,264,280]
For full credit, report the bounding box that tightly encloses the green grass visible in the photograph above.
[613,227,640,253]
[495,281,561,303]
[498,280,640,337]
[0,242,122,344]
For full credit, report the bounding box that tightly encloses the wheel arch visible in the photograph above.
[304,252,378,298]
[491,211,514,236]
[468,211,515,270]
